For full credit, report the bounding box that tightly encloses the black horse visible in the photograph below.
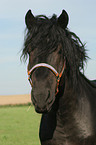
[21,10,96,145]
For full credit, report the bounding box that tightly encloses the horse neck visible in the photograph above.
[57,74,78,121]
[51,73,80,115]
[57,72,92,119]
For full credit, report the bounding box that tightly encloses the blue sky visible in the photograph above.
[0,0,96,95]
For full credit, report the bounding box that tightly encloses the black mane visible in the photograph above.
[21,14,88,86]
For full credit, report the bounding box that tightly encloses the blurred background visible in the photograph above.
[0,0,96,95]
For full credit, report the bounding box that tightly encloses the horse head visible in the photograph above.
[22,10,87,113]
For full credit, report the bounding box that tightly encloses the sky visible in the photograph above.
[0,0,96,95]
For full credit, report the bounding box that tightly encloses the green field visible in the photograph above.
[0,106,41,145]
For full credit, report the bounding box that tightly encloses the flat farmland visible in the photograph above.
[0,94,31,106]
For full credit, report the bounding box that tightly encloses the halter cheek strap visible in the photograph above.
[28,60,66,95]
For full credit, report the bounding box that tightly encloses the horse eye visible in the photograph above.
[58,49,62,54]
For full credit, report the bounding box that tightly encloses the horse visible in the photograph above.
[21,9,96,145]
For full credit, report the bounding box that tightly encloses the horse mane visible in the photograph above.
[21,14,88,86]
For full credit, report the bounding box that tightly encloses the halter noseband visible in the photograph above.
[28,60,66,95]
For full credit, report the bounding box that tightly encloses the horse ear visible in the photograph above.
[25,10,35,30]
[58,10,69,29]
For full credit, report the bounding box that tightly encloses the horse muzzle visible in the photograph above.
[31,90,55,113]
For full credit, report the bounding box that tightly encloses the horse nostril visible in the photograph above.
[45,90,50,102]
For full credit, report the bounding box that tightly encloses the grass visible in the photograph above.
[0,106,41,145]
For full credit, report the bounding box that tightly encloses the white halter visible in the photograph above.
[28,61,66,95]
